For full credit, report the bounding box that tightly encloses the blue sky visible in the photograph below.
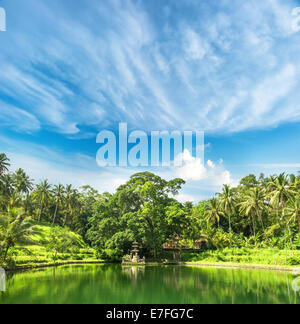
[0,0,300,202]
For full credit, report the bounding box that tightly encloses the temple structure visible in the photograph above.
[122,241,146,264]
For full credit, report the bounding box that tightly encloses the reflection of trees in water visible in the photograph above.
[122,266,145,283]
[0,265,299,304]
[160,266,299,304]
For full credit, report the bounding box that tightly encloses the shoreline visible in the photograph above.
[181,262,297,272]
[5,260,105,272]
[4,260,300,273]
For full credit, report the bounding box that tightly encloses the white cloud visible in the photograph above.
[175,150,207,181]
[173,150,232,186]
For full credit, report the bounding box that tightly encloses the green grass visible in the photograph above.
[180,247,300,267]
[9,222,97,268]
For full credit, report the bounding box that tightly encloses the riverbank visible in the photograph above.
[182,261,297,272]
[180,247,300,267]
[3,260,105,272]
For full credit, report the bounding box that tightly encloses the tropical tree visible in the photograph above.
[13,168,33,195]
[64,185,80,226]
[52,184,65,225]
[34,180,52,222]
[0,208,36,262]
[46,226,78,262]
[267,173,295,211]
[0,153,10,176]
[267,173,296,261]
[8,191,22,209]
[286,196,300,232]
[0,174,14,209]
[219,185,235,234]
[239,187,268,234]
[204,198,224,228]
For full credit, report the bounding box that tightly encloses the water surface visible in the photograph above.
[0,264,299,304]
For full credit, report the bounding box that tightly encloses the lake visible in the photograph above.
[0,264,299,304]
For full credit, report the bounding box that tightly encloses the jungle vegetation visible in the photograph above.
[0,153,300,266]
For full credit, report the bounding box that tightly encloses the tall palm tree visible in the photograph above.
[267,173,295,211]
[0,153,10,176]
[239,187,268,232]
[8,191,22,209]
[286,196,300,232]
[219,185,235,234]
[267,173,296,263]
[64,185,75,226]
[239,188,268,244]
[13,168,33,195]
[0,208,36,262]
[52,184,64,225]
[0,173,14,209]
[34,180,52,222]
[0,173,14,196]
[204,198,224,228]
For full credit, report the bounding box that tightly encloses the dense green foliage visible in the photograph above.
[1,152,300,266]
[86,172,187,260]
[199,173,300,253]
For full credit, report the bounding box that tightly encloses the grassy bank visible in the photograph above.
[180,247,300,267]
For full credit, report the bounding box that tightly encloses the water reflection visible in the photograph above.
[122,266,145,283]
[0,265,299,304]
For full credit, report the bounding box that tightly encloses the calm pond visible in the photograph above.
[0,264,299,304]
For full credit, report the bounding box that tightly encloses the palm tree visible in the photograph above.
[13,168,33,195]
[52,184,64,225]
[0,208,36,262]
[219,185,235,234]
[205,198,224,228]
[239,188,268,244]
[0,173,14,209]
[267,173,296,263]
[239,187,268,232]
[34,180,52,222]
[0,153,10,176]
[267,173,295,211]
[286,196,300,232]
[0,173,14,196]
[8,191,22,209]
[64,185,74,226]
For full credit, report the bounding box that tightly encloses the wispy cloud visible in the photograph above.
[0,100,40,133]
[1,0,300,136]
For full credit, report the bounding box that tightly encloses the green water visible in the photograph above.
[0,264,299,304]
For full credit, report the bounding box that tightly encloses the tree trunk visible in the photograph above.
[38,201,43,223]
[53,202,58,225]
[251,213,256,246]
[228,211,232,247]
[288,225,293,252]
